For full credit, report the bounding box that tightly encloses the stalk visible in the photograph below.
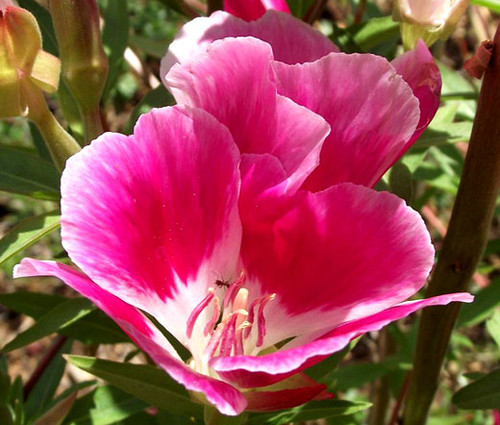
[402,23,500,425]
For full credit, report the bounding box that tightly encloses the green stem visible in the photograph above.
[402,24,500,425]
[81,107,104,143]
[26,88,81,171]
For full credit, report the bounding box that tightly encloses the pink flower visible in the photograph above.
[14,13,473,417]
[224,0,290,21]
[161,11,442,190]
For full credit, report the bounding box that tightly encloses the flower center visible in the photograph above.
[185,271,276,362]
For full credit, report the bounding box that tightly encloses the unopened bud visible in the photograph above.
[49,0,108,116]
[393,0,469,50]
[0,4,60,117]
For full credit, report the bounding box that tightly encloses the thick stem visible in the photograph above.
[81,107,104,143]
[26,87,81,171]
[402,24,500,425]
[368,329,395,425]
[354,0,367,24]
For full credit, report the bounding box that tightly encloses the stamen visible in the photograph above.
[186,288,215,339]
[203,297,221,337]
[204,321,226,361]
[219,314,238,357]
[223,270,247,308]
[243,299,260,339]
[256,294,276,348]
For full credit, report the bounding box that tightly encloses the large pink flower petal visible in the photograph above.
[224,0,291,21]
[166,37,330,192]
[160,10,338,77]
[272,53,421,190]
[211,292,473,388]
[392,40,442,150]
[14,259,247,416]
[60,106,242,346]
[241,183,435,347]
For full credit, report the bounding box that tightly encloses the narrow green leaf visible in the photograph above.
[128,34,170,58]
[0,211,60,266]
[101,0,129,99]
[0,293,128,345]
[62,385,148,425]
[452,369,500,409]
[486,310,500,347]
[0,292,66,319]
[388,162,413,204]
[33,390,78,425]
[457,278,500,327]
[66,356,204,419]
[3,299,94,352]
[124,85,174,134]
[351,16,400,51]
[25,339,73,420]
[0,406,14,425]
[0,369,10,405]
[471,0,500,13]
[0,146,60,200]
[304,342,354,382]
[415,122,473,148]
[248,399,371,425]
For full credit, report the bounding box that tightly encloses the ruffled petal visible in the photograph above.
[391,40,442,149]
[272,52,420,190]
[210,293,473,388]
[160,10,338,77]
[166,37,329,192]
[241,184,434,347]
[13,259,247,416]
[60,106,242,345]
[224,0,291,21]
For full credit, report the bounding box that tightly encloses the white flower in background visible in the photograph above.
[393,0,469,49]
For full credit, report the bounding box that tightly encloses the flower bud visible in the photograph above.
[49,0,108,116]
[0,4,60,117]
[393,0,469,50]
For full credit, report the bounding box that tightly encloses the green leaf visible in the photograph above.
[287,0,315,18]
[129,34,170,59]
[25,339,73,420]
[248,399,371,425]
[33,390,78,425]
[388,161,413,203]
[66,356,204,419]
[415,122,473,148]
[0,211,60,266]
[0,292,66,319]
[457,278,500,327]
[0,293,128,345]
[17,0,58,55]
[101,0,129,100]
[0,146,60,200]
[3,299,94,352]
[124,85,174,134]
[0,406,14,425]
[304,341,354,382]
[351,16,400,51]
[62,385,148,425]
[452,369,500,409]
[486,310,500,347]
[471,0,500,13]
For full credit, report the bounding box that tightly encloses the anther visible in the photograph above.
[186,288,215,339]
